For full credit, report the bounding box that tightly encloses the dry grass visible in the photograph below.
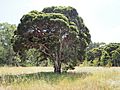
[0,67,120,90]
[0,67,53,75]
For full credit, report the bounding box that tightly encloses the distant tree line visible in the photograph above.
[84,42,120,67]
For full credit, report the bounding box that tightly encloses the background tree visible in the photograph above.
[85,43,120,67]
[0,23,16,66]
[111,48,120,66]
[13,6,91,73]
[86,48,102,66]
[86,42,106,51]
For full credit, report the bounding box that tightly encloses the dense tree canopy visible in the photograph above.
[13,6,91,73]
[86,43,120,66]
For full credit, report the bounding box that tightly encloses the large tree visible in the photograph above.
[13,6,91,73]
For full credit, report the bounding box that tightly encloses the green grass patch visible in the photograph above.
[0,72,91,86]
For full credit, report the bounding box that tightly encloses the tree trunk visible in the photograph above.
[54,61,61,73]
[54,52,61,73]
[54,28,62,73]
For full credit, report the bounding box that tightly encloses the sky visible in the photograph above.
[0,0,120,43]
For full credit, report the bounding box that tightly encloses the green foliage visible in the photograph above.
[86,48,102,62]
[42,6,78,18]
[92,59,99,66]
[106,59,112,67]
[86,43,120,66]
[42,6,91,64]
[100,50,110,66]
[13,6,91,73]
[82,60,89,66]
[82,60,93,66]
[0,23,16,66]
[86,42,106,51]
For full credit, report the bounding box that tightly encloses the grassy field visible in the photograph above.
[0,67,120,90]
